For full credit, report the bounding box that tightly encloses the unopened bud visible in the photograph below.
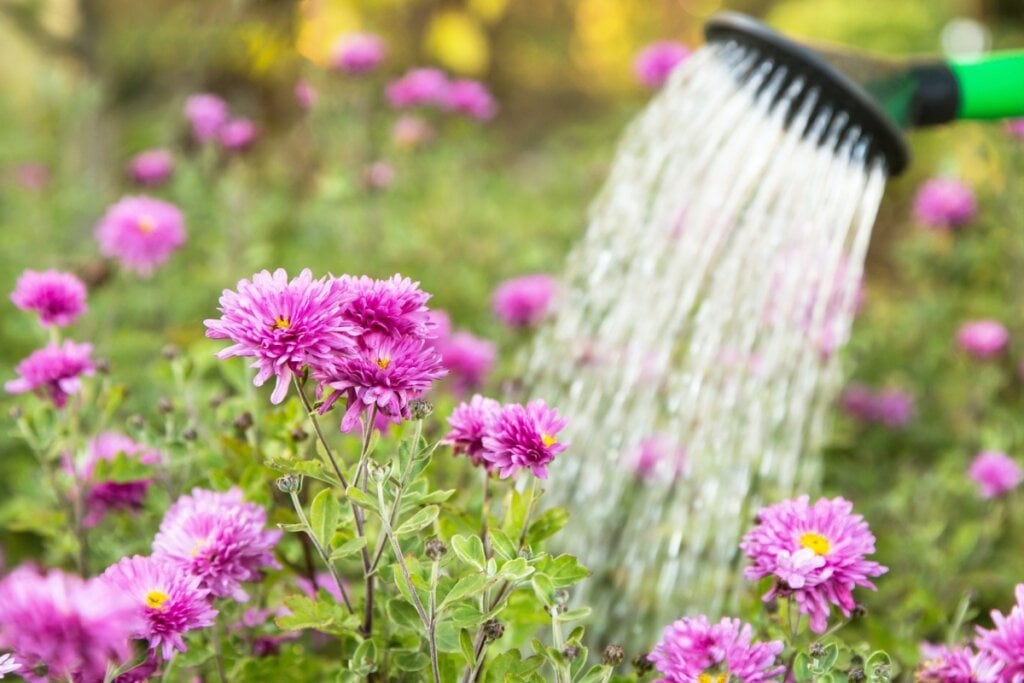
[290,427,308,442]
[763,597,779,614]
[276,475,302,494]
[161,344,180,360]
[233,411,253,432]
[128,414,146,430]
[848,667,866,682]
[425,538,447,561]
[483,618,504,642]
[157,397,174,414]
[95,358,112,375]
[809,642,826,659]
[632,654,653,675]
[602,644,625,667]
[183,427,198,441]
[852,603,867,619]
[209,394,225,408]
[367,459,392,483]
[8,406,23,420]
[409,399,433,420]
[562,645,580,661]
[553,589,570,613]
[873,664,891,681]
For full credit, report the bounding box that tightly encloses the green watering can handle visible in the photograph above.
[948,51,1024,120]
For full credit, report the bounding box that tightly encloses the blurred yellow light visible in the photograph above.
[297,0,361,66]
[426,10,490,75]
[469,0,509,25]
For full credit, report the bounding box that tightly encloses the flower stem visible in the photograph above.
[481,470,492,559]
[292,376,349,489]
[356,404,379,638]
[288,490,355,614]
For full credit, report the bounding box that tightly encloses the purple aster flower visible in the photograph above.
[10,269,87,327]
[294,79,318,109]
[0,653,19,679]
[633,41,691,89]
[95,195,186,276]
[393,115,435,149]
[153,487,281,601]
[386,68,450,109]
[330,32,386,74]
[74,432,162,527]
[914,178,977,229]
[334,274,436,339]
[917,643,1003,683]
[128,149,174,187]
[319,332,446,433]
[5,340,94,408]
[1006,119,1024,138]
[481,400,568,479]
[185,93,229,143]
[443,395,502,468]
[445,79,497,121]
[957,320,1009,359]
[492,274,557,328]
[740,495,887,633]
[874,389,914,427]
[0,566,137,682]
[439,331,495,394]
[204,268,357,404]
[840,384,877,422]
[630,435,686,482]
[968,451,1023,499]
[976,583,1024,681]
[219,118,258,152]
[101,555,218,660]
[426,309,452,343]
[649,615,785,682]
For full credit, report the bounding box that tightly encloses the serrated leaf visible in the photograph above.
[275,595,337,632]
[451,535,487,571]
[536,554,590,587]
[395,505,440,536]
[309,489,342,549]
[440,574,492,611]
[526,506,569,545]
[498,557,534,580]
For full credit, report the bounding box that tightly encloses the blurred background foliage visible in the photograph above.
[2,0,1024,665]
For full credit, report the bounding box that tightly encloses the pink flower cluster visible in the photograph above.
[957,319,1009,359]
[184,93,259,151]
[206,270,446,432]
[330,32,387,74]
[387,68,497,121]
[5,340,95,408]
[443,395,568,479]
[839,384,914,427]
[913,178,977,229]
[492,273,557,328]
[649,615,784,682]
[634,40,691,89]
[10,269,87,327]
[72,431,163,527]
[968,451,1023,499]
[741,495,887,633]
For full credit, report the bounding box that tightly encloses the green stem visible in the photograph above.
[357,404,379,638]
[292,376,349,489]
[288,490,355,614]
[550,607,572,683]
[211,615,228,683]
[367,419,423,576]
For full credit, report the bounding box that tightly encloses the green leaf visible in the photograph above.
[489,529,518,561]
[577,665,611,683]
[536,554,590,587]
[451,534,487,571]
[498,557,534,581]
[556,607,591,622]
[395,505,440,536]
[411,489,456,505]
[277,522,307,533]
[385,597,422,631]
[460,628,476,666]
[440,574,492,611]
[351,639,378,675]
[275,595,337,632]
[393,652,429,672]
[309,489,342,550]
[265,456,341,487]
[330,536,367,561]
[526,506,569,545]
[345,485,378,511]
[531,575,555,608]
[792,653,813,683]
[447,604,486,628]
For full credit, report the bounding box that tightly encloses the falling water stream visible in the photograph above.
[523,41,887,647]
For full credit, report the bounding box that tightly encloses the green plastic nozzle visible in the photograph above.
[949,51,1024,120]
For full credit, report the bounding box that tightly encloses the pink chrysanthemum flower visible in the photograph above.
[840,384,876,422]
[204,268,357,404]
[957,320,1009,359]
[481,400,568,479]
[0,566,137,682]
[633,41,691,89]
[444,395,502,468]
[649,615,785,682]
[445,80,497,121]
[968,451,1023,499]
[294,79,318,109]
[917,643,1003,683]
[913,178,977,229]
[740,495,887,633]
[5,340,94,408]
[10,269,87,327]
[219,118,258,152]
[128,149,174,187]
[319,333,446,432]
[73,432,162,527]
[976,584,1024,681]
[440,331,495,394]
[362,161,395,190]
[330,32,386,74]
[95,195,186,275]
[873,389,915,427]
[492,274,557,328]
[335,274,435,339]
[185,93,229,143]
[393,114,435,149]
[101,555,218,660]
[153,487,281,602]
[386,68,450,109]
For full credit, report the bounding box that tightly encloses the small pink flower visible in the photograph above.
[633,41,691,89]
[95,196,186,275]
[185,93,229,143]
[294,79,318,109]
[128,149,174,187]
[631,435,686,481]
[445,79,497,121]
[975,584,1024,681]
[1006,119,1024,138]
[968,451,1022,499]
[439,331,495,394]
[492,274,557,328]
[14,163,50,191]
[873,389,914,427]
[393,115,435,149]
[481,400,568,479]
[649,615,784,682]
[387,68,450,109]
[957,319,1009,359]
[6,340,94,408]
[10,269,87,327]
[917,643,1003,682]
[330,33,386,74]
[219,118,258,152]
[913,178,977,229]
[444,394,502,468]
[362,161,395,190]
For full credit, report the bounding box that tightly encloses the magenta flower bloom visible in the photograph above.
[74,432,162,527]
[874,389,914,427]
[481,400,568,479]
[631,435,686,481]
[445,79,497,121]
[917,643,1003,683]
[294,79,318,109]
[10,269,87,327]
[95,195,186,275]
[185,93,229,143]
[633,41,691,89]
[362,161,395,190]
[0,566,137,682]
[840,384,876,422]
[101,555,218,660]
[957,320,1009,359]
[649,615,784,682]
[976,584,1024,681]
[968,451,1023,499]
[219,118,258,152]
[492,274,557,328]
[205,268,357,404]
[6,340,94,408]
[387,68,450,109]
[913,178,977,229]
[335,274,436,339]
[1006,119,1024,138]
[740,495,887,633]
[128,149,174,187]
[393,114,435,149]
[296,572,348,604]
[444,395,502,468]
[153,488,281,602]
[440,331,495,394]
[330,32,386,74]
[320,333,446,432]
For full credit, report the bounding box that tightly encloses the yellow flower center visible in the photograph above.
[145,590,169,610]
[698,673,728,683]
[190,539,207,557]
[274,315,291,330]
[137,215,157,233]
[799,532,831,556]
[541,433,557,448]
[376,357,390,370]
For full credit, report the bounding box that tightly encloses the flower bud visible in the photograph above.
[409,399,433,420]
[183,427,198,441]
[128,414,146,430]
[276,475,302,494]
[233,411,253,432]
[852,603,867,619]
[483,618,504,642]
[425,538,447,561]
[157,397,174,414]
[367,459,392,484]
[161,344,180,360]
[848,667,865,682]
[290,427,308,442]
[632,654,653,675]
[809,642,826,659]
[562,645,580,661]
[602,644,625,667]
